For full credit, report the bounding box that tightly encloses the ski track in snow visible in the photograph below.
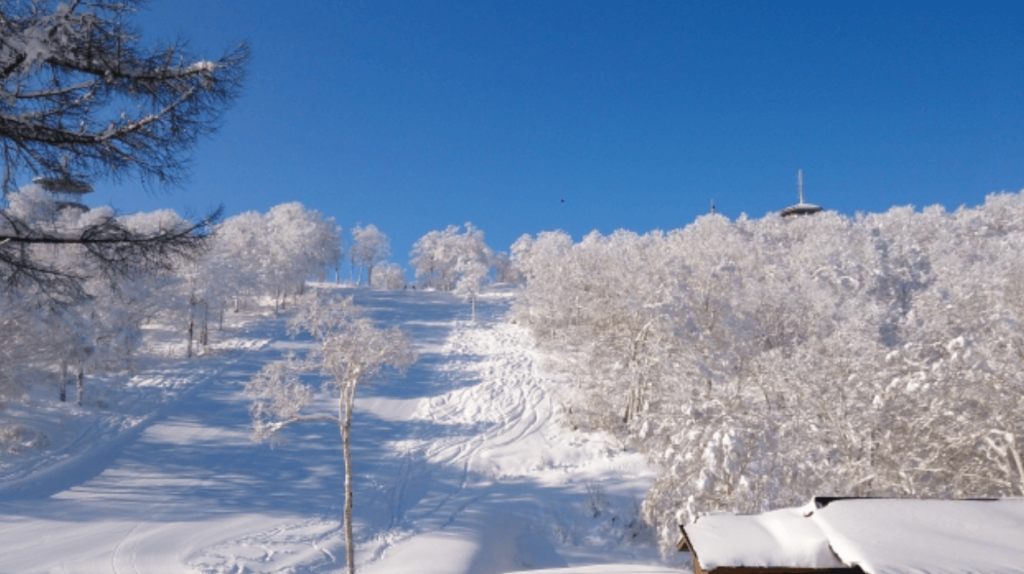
[0,289,684,574]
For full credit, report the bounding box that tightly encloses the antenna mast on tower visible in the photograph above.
[780,168,822,217]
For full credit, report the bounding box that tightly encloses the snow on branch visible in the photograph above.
[0,187,221,303]
[0,0,249,191]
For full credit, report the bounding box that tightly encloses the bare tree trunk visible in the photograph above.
[200,302,209,347]
[623,390,634,425]
[340,385,357,574]
[59,360,68,402]
[76,367,84,406]
[1011,435,1024,497]
[187,312,195,359]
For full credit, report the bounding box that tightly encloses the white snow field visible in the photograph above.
[0,287,687,574]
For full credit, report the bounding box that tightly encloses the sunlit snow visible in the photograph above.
[0,287,685,574]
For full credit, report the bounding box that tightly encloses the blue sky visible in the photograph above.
[93,0,1024,262]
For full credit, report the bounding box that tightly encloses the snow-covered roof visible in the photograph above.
[811,498,1024,574]
[780,202,823,217]
[682,498,1024,574]
[780,169,823,217]
[682,503,846,571]
[32,175,93,195]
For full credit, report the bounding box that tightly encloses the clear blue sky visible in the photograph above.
[94,0,1024,262]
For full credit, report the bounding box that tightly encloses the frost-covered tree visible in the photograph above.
[264,203,342,310]
[490,250,521,284]
[509,230,577,339]
[207,210,267,312]
[0,304,35,399]
[194,204,340,319]
[454,258,488,321]
[0,0,246,299]
[1,182,219,303]
[409,223,493,293]
[246,290,416,574]
[350,223,390,286]
[0,186,172,400]
[117,208,211,358]
[409,225,456,289]
[370,262,406,290]
[0,0,248,189]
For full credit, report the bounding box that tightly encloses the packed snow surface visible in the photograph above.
[0,288,685,574]
[812,498,1024,574]
[683,504,845,571]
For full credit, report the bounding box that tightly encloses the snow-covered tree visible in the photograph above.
[454,258,488,321]
[410,223,493,291]
[207,210,268,312]
[370,262,407,290]
[246,290,416,574]
[193,204,341,319]
[509,230,577,339]
[1,183,218,304]
[0,0,247,189]
[0,186,173,400]
[264,203,342,310]
[409,225,457,289]
[350,224,390,286]
[490,251,522,284]
[0,0,246,300]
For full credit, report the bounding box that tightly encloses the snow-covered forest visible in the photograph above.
[0,159,507,418]
[7,189,1024,569]
[3,1,1024,571]
[510,193,1024,552]
[0,192,677,572]
[0,188,343,401]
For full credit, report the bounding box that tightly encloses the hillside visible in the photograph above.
[0,287,686,574]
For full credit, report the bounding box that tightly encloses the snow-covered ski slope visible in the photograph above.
[0,287,686,574]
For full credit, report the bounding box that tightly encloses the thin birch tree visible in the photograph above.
[246,291,416,574]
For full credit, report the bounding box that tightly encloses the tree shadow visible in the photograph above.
[0,287,627,573]
[0,288,509,521]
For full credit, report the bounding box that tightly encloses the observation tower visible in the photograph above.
[33,175,93,212]
[780,169,822,218]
